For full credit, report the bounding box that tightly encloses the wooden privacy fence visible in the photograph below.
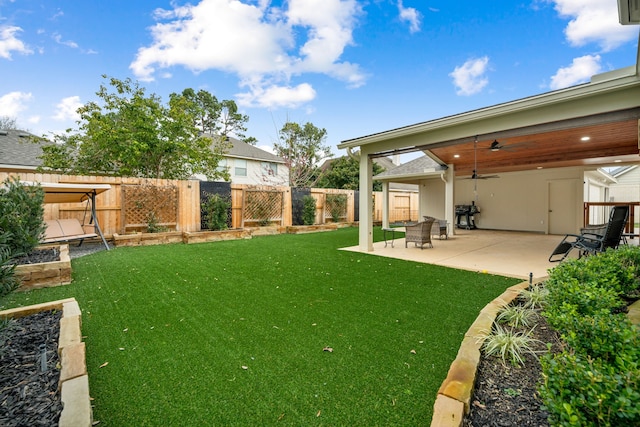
[1,172,418,236]
[229,185,357,229]
[0,172,200,237]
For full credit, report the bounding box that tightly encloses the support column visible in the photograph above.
[382,181,390,229]
[359,152,374,251]
[445,165,455,236]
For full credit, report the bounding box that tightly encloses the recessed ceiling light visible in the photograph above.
[614,159,622,163]
[580,136,591,141]
[537,166,543,169]
[453,154,460,158]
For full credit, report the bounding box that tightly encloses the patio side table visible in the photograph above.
[382,228,397,247]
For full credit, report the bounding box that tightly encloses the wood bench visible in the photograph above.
[42,219,98,246]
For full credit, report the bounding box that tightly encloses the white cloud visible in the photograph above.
[550,0,638,51]
[398,0,422,33]
[52,96,82,121]
[549,54,602,89]
[0,26,33,59]
[130,0,365,108]
[236,82,316,108]
[449,56,490,96]
[52,33,79,49]
[0,91,33,117]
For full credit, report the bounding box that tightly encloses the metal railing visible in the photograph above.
[583,202,640,237]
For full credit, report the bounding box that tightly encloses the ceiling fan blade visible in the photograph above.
[488,139,536,151]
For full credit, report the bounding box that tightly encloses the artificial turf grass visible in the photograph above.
[0,227,520,426]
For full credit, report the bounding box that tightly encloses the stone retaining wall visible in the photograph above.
[15,244,71,291]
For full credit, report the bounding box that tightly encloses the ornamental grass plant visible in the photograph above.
[0,227,520,426]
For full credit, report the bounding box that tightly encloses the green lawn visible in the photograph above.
[1,227,520,426]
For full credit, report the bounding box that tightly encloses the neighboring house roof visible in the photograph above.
[375,155,445,181]
[319,154,396,172]
[0,129,46,171]
[223,136,285,164]
[609,165,638,178]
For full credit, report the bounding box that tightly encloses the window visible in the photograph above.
[235,159,247,176]
[216,159,228,174]
[261,162,278,176]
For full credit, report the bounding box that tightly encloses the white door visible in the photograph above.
[548,179,578,235]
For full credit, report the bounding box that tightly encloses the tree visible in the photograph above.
[40,76,232,180]
[171,88,254,144]
[0,116,18,130]
[316,156,385,191]
[274,121,332,188]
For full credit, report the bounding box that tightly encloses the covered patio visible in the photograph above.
[339,46,640,253]
[342,228,638,280]
[342,229,561,280]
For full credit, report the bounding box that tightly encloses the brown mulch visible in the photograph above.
[462,310,563,427]
[0,310,63,426]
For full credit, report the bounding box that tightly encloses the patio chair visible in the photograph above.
[405,217,436,249]
[548,205,629,262]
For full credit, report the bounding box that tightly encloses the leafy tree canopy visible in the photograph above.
[39,76,251,180]
[274,121,332,188]
[316,156,385,191]
[170,88,254,144]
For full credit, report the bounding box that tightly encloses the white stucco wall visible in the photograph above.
[418,167,590,234]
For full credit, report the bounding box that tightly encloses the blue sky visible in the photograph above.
[1,0,638,157]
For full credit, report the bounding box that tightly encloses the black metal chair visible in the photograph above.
[549,205,629,262]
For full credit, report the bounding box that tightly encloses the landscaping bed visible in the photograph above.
[463,297,562,426]
[0,310,63,426]
[14,245,71,291]
[0,299,91,427]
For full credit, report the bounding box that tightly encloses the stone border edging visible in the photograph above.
[430,280,532,427]
[15,244,71,291]
[0,298,92,427]
[430,280,640,427]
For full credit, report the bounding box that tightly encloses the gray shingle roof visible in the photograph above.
[0,129,46,169]
[223,136,285,163]
[375,155,445,179]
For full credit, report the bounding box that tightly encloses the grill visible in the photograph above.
[455,203,479,229]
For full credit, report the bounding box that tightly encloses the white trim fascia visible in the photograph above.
[338,69,640,149]
[374,171,444,182]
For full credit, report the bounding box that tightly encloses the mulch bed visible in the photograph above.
[0,310,63,426]
[12,248,60,266]
[463,310,563,427]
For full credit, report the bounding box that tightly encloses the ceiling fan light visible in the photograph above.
[490,140,501,151]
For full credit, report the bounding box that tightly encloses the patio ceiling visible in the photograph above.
[428,108,640,177]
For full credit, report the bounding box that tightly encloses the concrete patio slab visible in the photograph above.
[341,229,571,280]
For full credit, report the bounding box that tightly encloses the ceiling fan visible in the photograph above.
[486,139,532,152]
[460,136,500,180]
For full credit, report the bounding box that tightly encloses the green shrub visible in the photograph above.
[201,193,230,231]
[540,351,640,426]
[540,247,640,426]
[0,243,19,298]
[543,277,623,330]
[325,193,347,223]
[561,311,639,364]
[0,176,46,256]
[302,195,316,225]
